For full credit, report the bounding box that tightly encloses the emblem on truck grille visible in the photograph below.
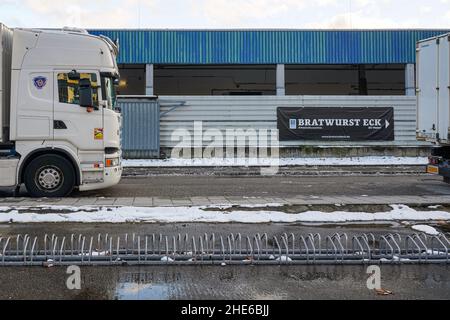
[33,76,47,89]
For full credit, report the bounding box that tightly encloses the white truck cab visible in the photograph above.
[0,24,122,197]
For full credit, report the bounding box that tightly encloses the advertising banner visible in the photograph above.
[277,107,394,141]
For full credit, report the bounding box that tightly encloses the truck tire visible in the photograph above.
[24,154,75,198]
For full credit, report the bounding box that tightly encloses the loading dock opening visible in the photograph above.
[117,64,407,96]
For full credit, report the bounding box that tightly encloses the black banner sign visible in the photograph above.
[277,107,395,141]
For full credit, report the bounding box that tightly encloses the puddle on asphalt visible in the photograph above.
[106,265,450,300]
[115,282,170,300]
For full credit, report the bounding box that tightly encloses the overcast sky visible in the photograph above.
[1,0,450,29]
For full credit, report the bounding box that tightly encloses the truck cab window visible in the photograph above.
[57,73,99,107]
[101,76,117,109]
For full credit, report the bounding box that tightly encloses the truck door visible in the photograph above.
[53,71,103,151]
[417,40,439,140]
[438,37,450,143]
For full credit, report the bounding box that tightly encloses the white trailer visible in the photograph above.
[416,33,450,181]
[417,33,450,143]
[0,23,122,196]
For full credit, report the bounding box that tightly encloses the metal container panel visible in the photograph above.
[158,96,422,148]
[118,98,160,159]
[438,36,450,143]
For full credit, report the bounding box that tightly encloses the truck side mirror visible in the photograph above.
[79,78,93,108]
[68,70,81,81]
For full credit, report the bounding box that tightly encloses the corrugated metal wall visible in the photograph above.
[89,30,449,65]
[158,96,422,148]
[119,98,160,158]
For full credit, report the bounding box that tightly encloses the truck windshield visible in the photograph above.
[101,76,117,109]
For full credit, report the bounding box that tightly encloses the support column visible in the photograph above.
[405,64,416,96]
[358,65,368,95]
[145,64,154,96]
[276,64,285,96]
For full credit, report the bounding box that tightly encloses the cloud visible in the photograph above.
[2,0,156,28]
[198,0,339,26]
[0,0,449,29]
[307,12,419,29]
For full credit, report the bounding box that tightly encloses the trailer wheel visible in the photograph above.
[24,154,75,198]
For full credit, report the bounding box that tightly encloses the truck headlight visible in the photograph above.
[105,158,120,167]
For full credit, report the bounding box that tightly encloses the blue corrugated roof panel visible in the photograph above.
[88,29,450,65]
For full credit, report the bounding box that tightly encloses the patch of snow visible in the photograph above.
[161,256,174,262]
[426,250,448,255]
[44,259,54,268]
[392,256,411,262]
[412,225,440,236]
[276,256,293,262]
[79,251,109,257]
[122,156,428,168]
[1,204,450,224]
[428,205,442,209]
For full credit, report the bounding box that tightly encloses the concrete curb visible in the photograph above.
[123,165,427,177]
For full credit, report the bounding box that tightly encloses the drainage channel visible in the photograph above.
[0,232,449,266]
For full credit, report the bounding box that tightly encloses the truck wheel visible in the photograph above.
[24,155,75,198]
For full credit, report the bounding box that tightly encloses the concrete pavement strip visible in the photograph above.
[2,195,450,208]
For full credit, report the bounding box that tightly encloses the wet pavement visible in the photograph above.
[0,222,449,300]
[0,265,448,300]
[0,172,449,300]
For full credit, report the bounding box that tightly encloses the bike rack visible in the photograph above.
[0,232,449,266]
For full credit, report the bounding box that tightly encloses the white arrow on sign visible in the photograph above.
[385,120,390,128]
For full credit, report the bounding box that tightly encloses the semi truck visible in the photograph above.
[0,23,122,197]
[417,32,450,182]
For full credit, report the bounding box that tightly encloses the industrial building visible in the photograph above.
[88,29,450,158]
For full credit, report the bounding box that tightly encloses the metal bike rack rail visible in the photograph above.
[0,232,449,266]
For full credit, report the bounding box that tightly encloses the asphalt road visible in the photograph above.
[65,174,450,198]
[1,174,446,198]
[1,265,448,300]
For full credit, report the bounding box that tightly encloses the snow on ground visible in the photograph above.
[412,225,440,235]
[0,204,449,224]
[122,157,428,168]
